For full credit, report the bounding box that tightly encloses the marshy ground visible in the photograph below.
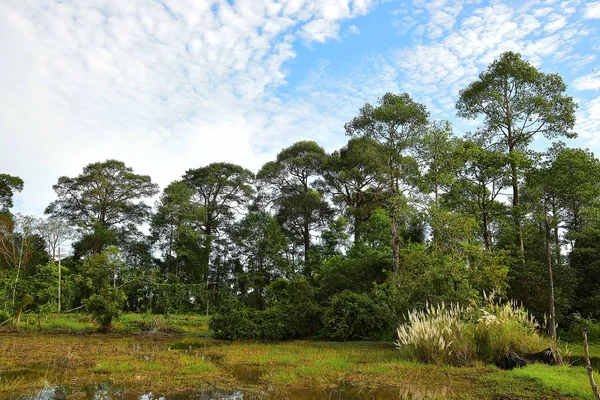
[0,314,598,399]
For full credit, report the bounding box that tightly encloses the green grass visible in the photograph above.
[94,362,133,373]
[510,364,596,400]
[2,312,211,335]
[1,318,599,399]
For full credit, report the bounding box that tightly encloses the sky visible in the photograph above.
[1,0,600,216]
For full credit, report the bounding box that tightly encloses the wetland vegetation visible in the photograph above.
[2,52,600,399]
[1,314,599,399]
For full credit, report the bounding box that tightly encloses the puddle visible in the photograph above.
[17,381,450,400]
[14,383,243,400]
[274,383,452,400]
[228,365,264,385]
[169,338,226,351]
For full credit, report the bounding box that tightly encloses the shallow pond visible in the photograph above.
[14,381,450,400]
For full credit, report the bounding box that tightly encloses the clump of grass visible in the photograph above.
[396,302,475,365]
[396,296,551,366]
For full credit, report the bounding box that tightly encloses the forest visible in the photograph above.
[1,52,600,393]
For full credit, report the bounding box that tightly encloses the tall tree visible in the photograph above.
[45,160,159,254]
[257,141,331,266]
[36,217,74,312]
[416,121,461,206]
[183,163,254,283]
[345,92,429,271]
[320,137,386,243]
[231,211,288,309]
[443,139,509,251]
[151,181,205,282]
[456,51,577,254]
[0,174,24,213]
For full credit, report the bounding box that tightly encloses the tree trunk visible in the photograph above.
[553,203,561,268]
[545,211,557,342]
[391,214,400,272]
[303,217,310,263]
[510,157,524,254]
[482,212,492,252]
[58,247,62,313]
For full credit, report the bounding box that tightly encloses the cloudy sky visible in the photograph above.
[1,0,599,216]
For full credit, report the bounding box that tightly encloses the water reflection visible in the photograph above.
[17,381,449,400]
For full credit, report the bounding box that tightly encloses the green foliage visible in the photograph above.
[257,141,332,263]
[151,284,210,314]
[86,286,126,332]
[396,298,550,366]
[211,277,322,340]
[0,309,10,323]
[79,247,127,331]
[0,174,24,213]
[560,315,600,343]
[320,290,388,341]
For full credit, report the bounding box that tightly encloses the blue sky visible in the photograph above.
[1,0,599,216]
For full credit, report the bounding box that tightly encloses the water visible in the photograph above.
[6,337,451,400]
[13,380,450,400]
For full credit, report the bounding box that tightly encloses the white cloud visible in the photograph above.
[0,0,378,216]
[583,1,600,18]
[573,71,600,91]
[575,96,600,148]
[391,2,591,119]
[348,24,360,34]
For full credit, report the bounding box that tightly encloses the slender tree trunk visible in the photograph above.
[553,204,561,268]
[391,214,400,272]
[58,247,62,313]
[482,212,492,252]
[584,329,600,400]
[303,218,310,263]
[510,157,524,254]
[545,211,557,342]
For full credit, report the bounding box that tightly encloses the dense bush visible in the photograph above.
[396,297,551,366]
[0,309,11,323]
[320,290,388,341]
[210,299,322,341]
[85,286,126,332]
[560,315,600,343]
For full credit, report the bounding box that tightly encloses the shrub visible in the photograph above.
[474,299,548,364]
[0,309,11,324]
[210,300,321,341]
[209,300,257,340]
[396,297,551,366]
[320,290,388,341]
[560,314,600,343]
[85,286,126,332]
[396,302,474,365]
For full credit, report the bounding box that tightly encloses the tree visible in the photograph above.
[320,137,387,243]
[345,92,429,271]
[36,217,74,312]
[0,214,40,309]
[45,160,159,254]
[257,141,332,266]
[443,139,509,251]
[0,174,24,213]
[80,246,126,331]
[183,163,254,283]
[230,211,288,309]
[416,121,461,205]
[456,51,577,254]
[151,181,205,282]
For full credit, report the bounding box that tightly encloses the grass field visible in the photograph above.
[0,313,598,399]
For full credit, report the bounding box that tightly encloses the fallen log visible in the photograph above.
[496,348,558,370]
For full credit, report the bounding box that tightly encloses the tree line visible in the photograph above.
[1,52,599,338]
